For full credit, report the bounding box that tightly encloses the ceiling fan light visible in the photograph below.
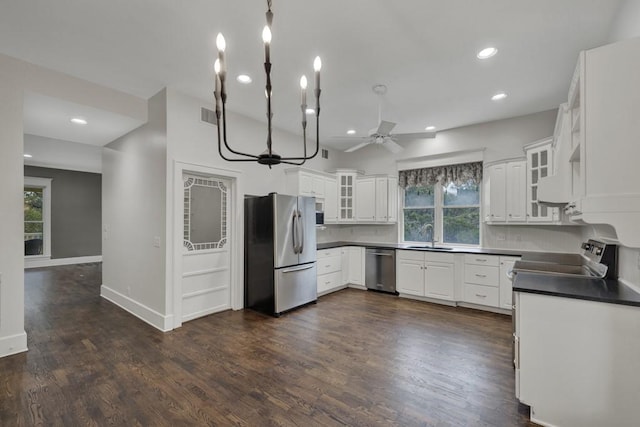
[425,126,436,131]
[347,129,356,135]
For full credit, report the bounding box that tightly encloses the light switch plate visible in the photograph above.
[153,236,161,248]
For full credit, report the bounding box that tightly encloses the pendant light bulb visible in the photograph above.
[262,26,272,44]
[216,33,226,52]
[313,56,322,72]
[214,58,221,74]
[300,75,307,89]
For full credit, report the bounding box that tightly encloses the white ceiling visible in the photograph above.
[0,0,623,150]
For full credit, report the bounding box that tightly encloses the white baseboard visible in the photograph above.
[25,255,102,269]
[0,331,28,358]
[100,285,174,332]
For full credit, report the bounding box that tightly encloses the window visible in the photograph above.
[402,179,481,246]
[24,177,51,257]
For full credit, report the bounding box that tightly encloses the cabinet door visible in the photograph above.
[527,144,555,222]
[348,247,364,285]
[375,177,388,222]
[507,161,527,222]
[341,247,349,285]
[355,178,376,221]
[299,172,314,196]
[312,175,325,198]
[338,174,355,221]
[488,164,506,222]
[424,262,454,300]
[324,177,338,222]
[396,258,424,296]
[499,257,519,310]
[387,177,398,223]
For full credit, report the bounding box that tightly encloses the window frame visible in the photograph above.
[400,181,482,247]
[24,176,52,259]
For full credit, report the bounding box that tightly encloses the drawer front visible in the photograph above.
[464,264,500,287]
[317,271,342,294]
[317,255,341,275]
[396,249,424,261]
[317,247,341,259]
[463,283,500,307]
[464,254,500,267]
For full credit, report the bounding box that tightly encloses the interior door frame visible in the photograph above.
[172,161,243,329]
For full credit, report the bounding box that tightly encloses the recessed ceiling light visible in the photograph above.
[491,92,507,101]
[477,47,498,59]
[70,117,87,125]
[425,126,436,131]
[347,129,356,135]
[305,108,315,115]
[23,154,32,158]
[236,74,252,84]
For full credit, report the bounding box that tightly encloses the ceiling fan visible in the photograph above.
[334,84,436,153]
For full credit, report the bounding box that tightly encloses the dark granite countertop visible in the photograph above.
[316,241,525,257]
[513,272,640,307]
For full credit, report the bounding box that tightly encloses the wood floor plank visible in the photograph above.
[0,263,537,426]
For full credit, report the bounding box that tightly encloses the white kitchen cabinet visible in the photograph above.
[347,246,364,285]
[562,39,640,246]
[375,177,388,222]
[499,256,519,310]
[396,250,455,301]
[285,168,326,198]
[537,104,573,205]
[515,292,640,426]
[316,248,344,295]
[355,177,376,221]
[525,139,559,223]
[337,170,359,222]
[462,254,500,308]
[324,176,338,223]
[485,160,526,224]
[341,247,349,285]
[387,176,398,223]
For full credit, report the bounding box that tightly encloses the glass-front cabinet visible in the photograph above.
[337,171,357,221]
[525,138,558,222]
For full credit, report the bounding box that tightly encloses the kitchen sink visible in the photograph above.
[406,245,453,251]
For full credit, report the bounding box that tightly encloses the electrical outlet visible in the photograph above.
[497,233,506,241]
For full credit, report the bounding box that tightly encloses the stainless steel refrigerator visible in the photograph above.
[244,193,317,316]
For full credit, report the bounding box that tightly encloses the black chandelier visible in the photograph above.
[213,0,322,167]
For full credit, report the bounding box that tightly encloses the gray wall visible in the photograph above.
[24,165,101,258]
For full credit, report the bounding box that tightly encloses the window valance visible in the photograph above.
[398,161,483,189]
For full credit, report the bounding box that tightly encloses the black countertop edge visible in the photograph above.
[316,241,525,257]
[513,272,640,308]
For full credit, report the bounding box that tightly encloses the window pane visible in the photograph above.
[443,208,480,245]
[403,208,435,242]
[404,185,435,207]
[24,188,43,221]
[443,181,480,206]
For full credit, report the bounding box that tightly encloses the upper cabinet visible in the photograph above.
[356,175,398,223]
[524,138,559,223]
[538,39,640,246]
[286,168,327,198]
[485,160,526,224]
[324,176,338,223]
[337,170,358,222]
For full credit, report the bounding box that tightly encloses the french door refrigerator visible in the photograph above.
[244,193,317,316]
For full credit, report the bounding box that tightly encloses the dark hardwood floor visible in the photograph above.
[1,263,536,426]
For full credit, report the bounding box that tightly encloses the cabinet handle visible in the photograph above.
[475,259,487,262]
[325,264,331,268]
[475,274,487,278]
[325,281,331,285]
[475,294,487,298]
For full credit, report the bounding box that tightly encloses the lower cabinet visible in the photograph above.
[316,248,343,295]
[462,254,518,310]
[347,246,364,286]
[396,250,455,301]
[499,256,520,309]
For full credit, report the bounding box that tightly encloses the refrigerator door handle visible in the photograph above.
[297,210,304,253]
[281,264,315,273]
[292,211,299,254]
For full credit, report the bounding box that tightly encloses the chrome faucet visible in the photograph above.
[424,223,435,248]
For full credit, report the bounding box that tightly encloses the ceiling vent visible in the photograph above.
[322,148,329,159]
[201,107,217,125]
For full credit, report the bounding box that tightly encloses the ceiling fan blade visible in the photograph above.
[383,139,404,153]
[345,141,371,153]
[391,131,437,140]
[376,120,396,136]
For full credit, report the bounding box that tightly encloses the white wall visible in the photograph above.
[608,0,640,42]
[332,109,585,252]
[0,55,27,357]
[24,134,102,173]
[101,89,169,329]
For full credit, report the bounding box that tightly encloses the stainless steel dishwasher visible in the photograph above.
[365,248,397,294]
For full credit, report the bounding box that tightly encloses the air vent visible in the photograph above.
[322,148,329,159]
[201,107,217,125]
